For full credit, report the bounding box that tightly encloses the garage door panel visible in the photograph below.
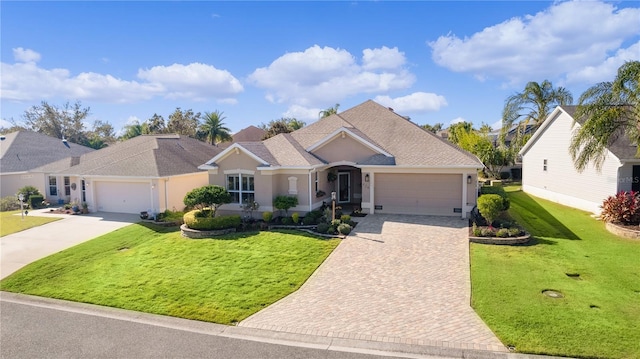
[95,181,151,214]
[374,174,461,215]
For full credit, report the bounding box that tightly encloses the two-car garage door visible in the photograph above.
[374,173,462,216]
[94,181,152,214]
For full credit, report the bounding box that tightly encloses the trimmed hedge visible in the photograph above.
[28,195,44,209]
[480,185,510,210]
[183,210,241,230]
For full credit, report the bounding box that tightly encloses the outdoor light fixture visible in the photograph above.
[365,173,370,182]
[467,175,472,184]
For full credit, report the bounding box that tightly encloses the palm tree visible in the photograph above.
[501,80,573,150]
[199,111,232,146]
[570,61,640,172]
[319,103,340,119]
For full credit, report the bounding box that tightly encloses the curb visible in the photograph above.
[0,292,570,359]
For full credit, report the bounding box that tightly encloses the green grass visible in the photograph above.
[471,186,640,359]
[0,224,339,324]
[0,210,61,236]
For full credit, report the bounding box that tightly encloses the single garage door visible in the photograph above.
[94,181,152,214]
[374,173,462,215]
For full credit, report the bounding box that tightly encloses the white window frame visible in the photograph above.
[48,176,57,196]
[64,176,71,196]
[227,173,255,204]
[315,172,319,193]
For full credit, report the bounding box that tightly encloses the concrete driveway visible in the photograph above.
[1,210,139,279]
[240,214,506,352]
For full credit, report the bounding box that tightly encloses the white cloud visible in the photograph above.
[13,47,41,63]
[249,45,415,107]
[449,117,466,125]
[362,46,406,70]
[138,63,244,101]
[429,1,640,85]
[283,104,321,121]
[374,92,448,113]
[1,52,243,104]
[565,41,640,84]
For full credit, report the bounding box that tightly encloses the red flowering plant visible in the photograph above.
[600,191,640,225]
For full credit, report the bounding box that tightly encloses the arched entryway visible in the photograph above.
[327,165,362,211]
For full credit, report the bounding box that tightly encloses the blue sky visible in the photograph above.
[2,1,639,135]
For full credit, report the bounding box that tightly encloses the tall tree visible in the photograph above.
[166,108,201,137]
[501,80,573,150]
[260,117,306,139]
[447,122,473,144]
[421,123,444,133]
[120,121,145,140]
[199,110,232,146]
[570,61,640,171]
[84,120,116,149]
[146,113,166,134]
[22,101,90,144]
[319,103,340,118]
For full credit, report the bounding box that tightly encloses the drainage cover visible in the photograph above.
[542,290,564,298]
[566,273,581,280]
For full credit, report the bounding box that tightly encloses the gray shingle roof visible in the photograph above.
[219,125,267,149]
[46,135,223,177]
[0,131,95,173]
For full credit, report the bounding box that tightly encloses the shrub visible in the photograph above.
[17,186,41,201]
[509,227,522,236]
[302,215,315,225]
[262,211,273,223]
[480,186,510,210]
[0,196,21,211]
[281,217,293,225]
[291,212,300,224]
[481,227,496,237]
[317,222,330,234]
[496,228,509,238]
[499,171,511,180]
[477,194,505,228]
[273,195,298,216]
[183,185,232,217]
[600,191,640,225]
[340,214,351,223]
[327,225,336,234]
[471,223,482,237]
[183,210,241,230]
[28,195,44,209]
[337,223,352,235]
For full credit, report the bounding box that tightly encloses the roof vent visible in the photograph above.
[388,107,394,112]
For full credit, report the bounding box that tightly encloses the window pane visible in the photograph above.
[228,175,239,191]
[50,186,57,196]
[49,176,56,186]
[241,192,254,203]
[64,177,70,185]
[242,175,254,191]
[231,192,240,203]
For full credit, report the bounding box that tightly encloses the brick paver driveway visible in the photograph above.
[240,214,506,352]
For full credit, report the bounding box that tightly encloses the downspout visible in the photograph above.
[308,170,313,212]
[461,173,468,219]
[164,178,169,212]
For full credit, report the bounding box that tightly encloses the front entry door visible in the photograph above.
[633,165,640,192]
[338,172,350,203]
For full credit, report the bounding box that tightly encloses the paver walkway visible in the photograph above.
[240,214,507,352]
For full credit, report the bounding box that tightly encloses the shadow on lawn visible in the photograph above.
[508,191,581,241]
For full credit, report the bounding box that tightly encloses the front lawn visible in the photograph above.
[471,186,640,359]
[0,224,339,324]
[0,210,61,236]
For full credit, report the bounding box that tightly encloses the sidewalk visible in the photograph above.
[1,210,138,279]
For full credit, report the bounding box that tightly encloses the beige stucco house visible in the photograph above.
[200,100,484,218]
[0,131,95,199]
[519,105,639,214]
[37,134,222,215]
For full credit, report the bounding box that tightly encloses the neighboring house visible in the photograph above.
[36,134,222,214]
[218,125,267,149]
[0,131,94,199]
[519,105,639,214]
[200,100,483,218]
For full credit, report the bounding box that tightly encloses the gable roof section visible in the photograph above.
[45,134,223,177]
[519,105,638,161]
[199,142,271,170]
[219,125,267,149]
[305,127,393,158]
[0,131,95,173]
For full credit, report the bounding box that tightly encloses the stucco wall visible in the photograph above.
[312,135,378,164]
[521,110,621,214]
[1,173,45,198]
[163,172,209,212]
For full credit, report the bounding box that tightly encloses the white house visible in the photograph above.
[519,105,639,214]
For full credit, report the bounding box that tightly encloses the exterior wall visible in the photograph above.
[467,173,478,206]
[0,173,45,198]
[374,173,462,216]
[521,111,621,214]
[162,172,209,212]
[617,163,637,192]
[270,172,311,212]
[209,151,266,214]
[311,136,378,164]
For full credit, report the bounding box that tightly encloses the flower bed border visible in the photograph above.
[469,232,531,245]
[605,222,640,240]
[180,224,236,239]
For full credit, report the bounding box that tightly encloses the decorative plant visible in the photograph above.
[262,211,273,223]
[600,191,640,225]
[292,212,300,224]
[316,190,326,198]
[477,194,505,229]
[183,185,232,218]
[327,172,337,183]
[273,195,298,216]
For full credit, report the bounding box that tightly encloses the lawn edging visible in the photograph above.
[469,232,531,245]
[180,224,236,239]
[604,222,640,240]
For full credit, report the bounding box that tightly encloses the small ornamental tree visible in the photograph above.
[601,191,640,225]
[183,185,231,218]
[273,195,298,216]
[477,194,504,229]
[17,185,41,200]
